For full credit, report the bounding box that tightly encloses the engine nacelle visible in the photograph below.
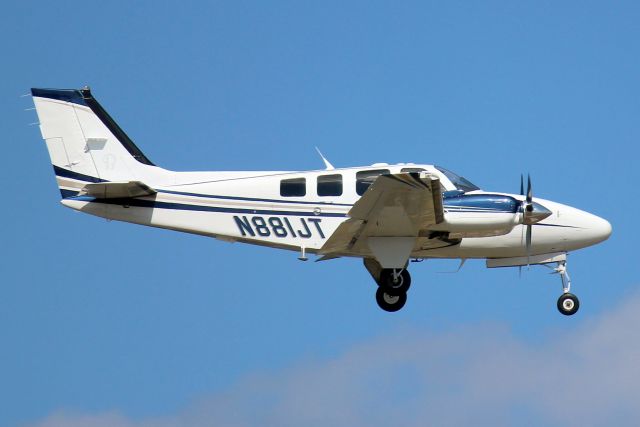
[429,193,521,238]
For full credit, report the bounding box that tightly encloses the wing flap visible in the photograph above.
[79,181,157,199]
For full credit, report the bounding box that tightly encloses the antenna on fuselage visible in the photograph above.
[315,147,335,170]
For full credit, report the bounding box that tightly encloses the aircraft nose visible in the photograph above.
[583,213,612,245]
[593,215,612,242]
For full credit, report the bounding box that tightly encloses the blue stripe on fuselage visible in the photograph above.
[60,189,80,198]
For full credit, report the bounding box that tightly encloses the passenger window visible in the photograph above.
[280,178,306,197]
[317,174,343,197]
[401,167,425,173]
[356,169,390,195]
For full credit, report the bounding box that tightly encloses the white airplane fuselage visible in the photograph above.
[57,164,611,260]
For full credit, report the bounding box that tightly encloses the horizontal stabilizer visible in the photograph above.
[79,181,156,199]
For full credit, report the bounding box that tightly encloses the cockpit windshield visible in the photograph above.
[435,166,480,192]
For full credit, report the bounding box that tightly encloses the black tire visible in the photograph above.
[375,287,407,312]
[379,269,411,294]
[557,293,580,316]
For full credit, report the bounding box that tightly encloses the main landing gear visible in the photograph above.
[554,261,579,316]
[374,268,411,312]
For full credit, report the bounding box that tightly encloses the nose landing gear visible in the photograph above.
[554,261,579,316]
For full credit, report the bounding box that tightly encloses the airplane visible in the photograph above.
[29,87,612,315]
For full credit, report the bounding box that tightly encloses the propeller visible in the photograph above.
[517,174,552,275]
[520,174,535,266]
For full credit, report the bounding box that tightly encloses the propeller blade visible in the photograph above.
[520,174,524,196]
[526,174,532,204]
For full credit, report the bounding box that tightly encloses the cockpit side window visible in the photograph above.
[435,166,480,192]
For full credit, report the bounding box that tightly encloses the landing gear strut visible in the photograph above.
[554,261,579,316]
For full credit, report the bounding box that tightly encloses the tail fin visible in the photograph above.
[31,87,158,197]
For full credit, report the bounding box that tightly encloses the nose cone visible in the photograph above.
[572,210,612,248]
[588,214,612,244]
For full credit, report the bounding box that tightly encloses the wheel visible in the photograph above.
[375,287,407,312]
[557,293,580,316]
[379,269,411,294]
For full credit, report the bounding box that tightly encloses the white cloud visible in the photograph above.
[27,292,640,427]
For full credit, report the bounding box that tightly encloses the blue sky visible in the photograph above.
[1,1,639,426]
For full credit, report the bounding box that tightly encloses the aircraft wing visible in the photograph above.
[320,172,444,256]
[78,181,157,199]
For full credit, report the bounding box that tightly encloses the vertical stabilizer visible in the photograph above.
[31,87,162,197]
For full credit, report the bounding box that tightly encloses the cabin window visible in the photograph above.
[317,174,343,197]
[356,169,390,195]
[280,178,306,197]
